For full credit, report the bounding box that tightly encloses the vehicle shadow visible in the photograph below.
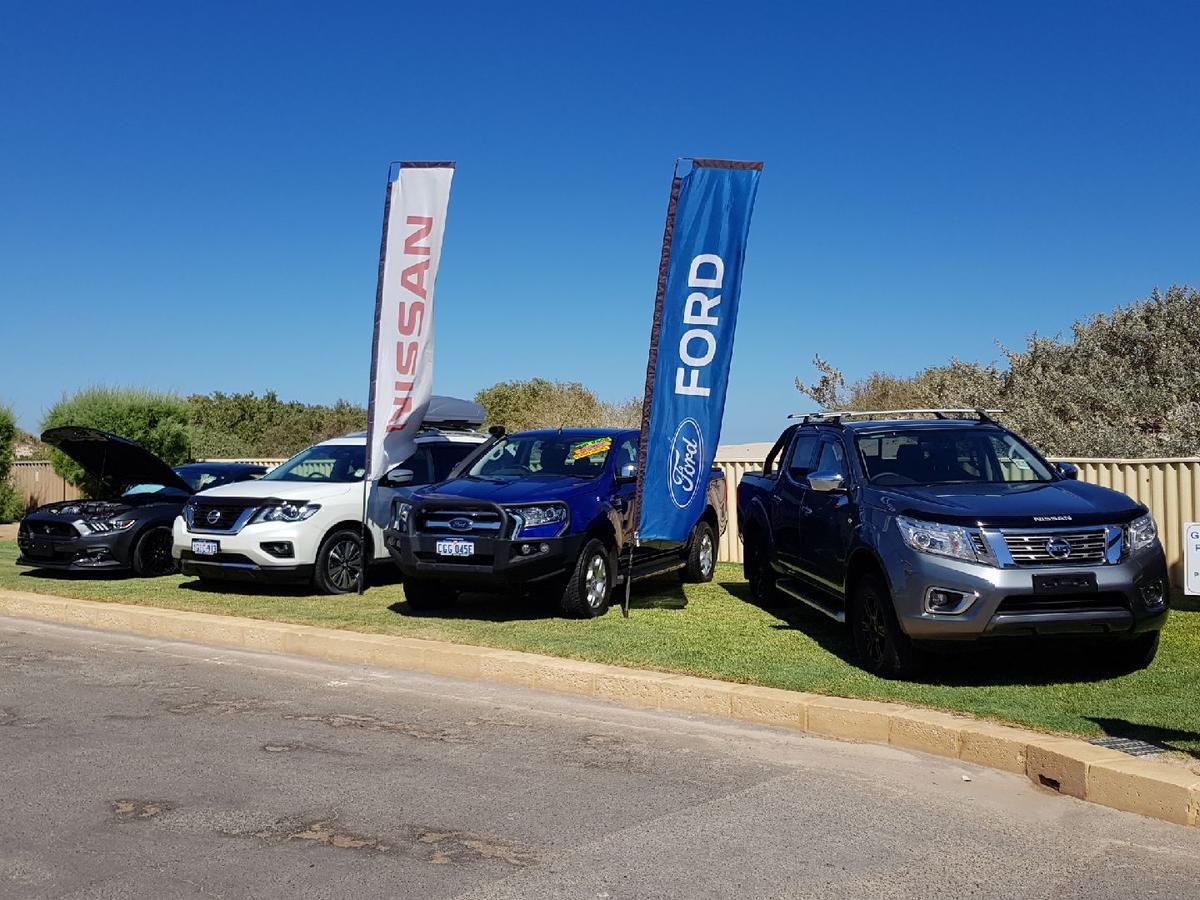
[18,568,129,582]
[390,574,689,621]
[1085,716,1200,760]
[174,565,403,598]
[721,579,1146,688]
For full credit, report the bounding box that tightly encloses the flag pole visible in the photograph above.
[359,161,400,595]
[625,159,687,618]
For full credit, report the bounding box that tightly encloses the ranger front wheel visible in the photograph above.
[560,539,614,618]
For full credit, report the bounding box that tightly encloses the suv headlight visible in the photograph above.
[506,503,569,538]
[251,503,320,524]
[1126,513,1158,552]
[392,500,413,531]
[896,515,982,563]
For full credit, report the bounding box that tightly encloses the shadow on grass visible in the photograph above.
[174,563,403,599]
[722,579,1148,688]
[391,573,689,621]
[19,567,129,583]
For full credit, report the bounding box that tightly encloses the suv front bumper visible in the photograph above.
[883,544,1169,641]
[385,529,585,587]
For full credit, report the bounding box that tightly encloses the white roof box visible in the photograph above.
[424,395,486,430]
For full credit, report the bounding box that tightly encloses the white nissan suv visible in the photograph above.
[172,398,487,593]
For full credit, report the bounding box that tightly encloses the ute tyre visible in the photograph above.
[404,578,456,611]
[314,528,364,595]
[560,539,614,618]
[132,526,178,577]
[850,574,923,679]
[1108,631,1160,673]
[682,520,717,584]
[743,532,779,604]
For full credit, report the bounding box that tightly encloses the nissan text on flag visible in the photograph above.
[172,398,486,593]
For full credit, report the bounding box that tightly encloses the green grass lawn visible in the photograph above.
[2,539,1198,754]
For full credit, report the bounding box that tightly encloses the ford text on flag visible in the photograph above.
[636,160,762,544]
[366,163,455,480]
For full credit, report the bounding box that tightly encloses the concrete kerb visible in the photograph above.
[1,588,1198,828]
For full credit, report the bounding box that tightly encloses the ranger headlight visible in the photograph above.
[392,500,413,531]
[506,504,568,538]
[1126,513,1158,552]
[251,503,321,524]
[896,515,981,563]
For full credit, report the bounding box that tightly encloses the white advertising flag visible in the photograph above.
[366,162,455,479]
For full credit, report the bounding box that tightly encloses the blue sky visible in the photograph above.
[2,1,1197,443]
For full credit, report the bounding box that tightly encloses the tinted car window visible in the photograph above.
[816,440,846,477]
[787,434,821,479]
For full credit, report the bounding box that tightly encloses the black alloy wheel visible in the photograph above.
[316,529,364,595]
[850,574,923,679]
[132,526,178,577]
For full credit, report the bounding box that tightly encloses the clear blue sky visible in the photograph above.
[2,1,1196,443]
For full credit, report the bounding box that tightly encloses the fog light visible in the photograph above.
[539,543,550,554]
[261,541,294,559]
[924,587,976,615]
[520,544,532,555]
[1140,579,1166,610]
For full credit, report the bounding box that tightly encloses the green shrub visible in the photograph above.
[42,388,192,497]
[0,404,24,522]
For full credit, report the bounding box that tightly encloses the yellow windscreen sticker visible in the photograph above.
[572,437,612,460]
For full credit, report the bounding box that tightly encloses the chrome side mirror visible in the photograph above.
[808,471,846,493]
[1056,462,1079,481]
[384,467,414,486]
[616,463,638,483]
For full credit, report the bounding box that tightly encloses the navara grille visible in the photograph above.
[416,506,503,538]
[1001,529,1109,566]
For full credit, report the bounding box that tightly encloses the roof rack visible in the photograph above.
[787,408,1006,425]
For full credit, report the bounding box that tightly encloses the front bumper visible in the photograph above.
[385,529,585,587]
[178,550,314,585]
[16,528,134,572]
[172,515,329,582]
[881,540,1170,641]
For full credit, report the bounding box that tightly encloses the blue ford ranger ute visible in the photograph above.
[385,428,727,617]
[736,411,1169,677]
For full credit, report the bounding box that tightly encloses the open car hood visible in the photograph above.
[41,426,194,496]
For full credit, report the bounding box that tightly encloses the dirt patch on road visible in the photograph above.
[282,712,464,743]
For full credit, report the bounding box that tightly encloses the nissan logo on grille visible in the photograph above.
[206,509,222,526]
[1045,536,1072,560]
[449,517,473,532]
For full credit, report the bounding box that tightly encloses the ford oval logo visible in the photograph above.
[668,417,705,510]
[449,517,473,532]
[1045,536,1072,560]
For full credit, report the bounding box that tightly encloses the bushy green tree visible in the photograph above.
[475,379,642,432]
[187,391,365,458]
[0,404,26,521]
[795,285,1200,458]
[41,388,192,496]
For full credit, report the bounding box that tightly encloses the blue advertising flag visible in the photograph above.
[635,159,763,544]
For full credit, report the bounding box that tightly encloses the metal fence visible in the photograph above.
[713,449,1200,591]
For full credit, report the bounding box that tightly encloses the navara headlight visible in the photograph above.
[896,515,981,563]
[251,503,320,524]
[1126,514,1158,552]
[506,504,568,538]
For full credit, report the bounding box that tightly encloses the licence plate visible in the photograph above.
[435,539,474,558]
[191,539,220,557]
[1033,572,1097,594]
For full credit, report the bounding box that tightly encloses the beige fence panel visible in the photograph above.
[712,450,1200,590]
[12,461,83,507]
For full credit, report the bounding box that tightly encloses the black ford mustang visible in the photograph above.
[17,427,266,577]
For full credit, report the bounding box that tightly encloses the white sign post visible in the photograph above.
[1185,523,1200,595]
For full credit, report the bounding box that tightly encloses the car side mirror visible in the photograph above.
[808,471,846,493]
[615,463,638,483]
[1057,462,1079,481]
[383,467,414,486]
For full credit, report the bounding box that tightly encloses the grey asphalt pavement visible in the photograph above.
[2,615,1200,899]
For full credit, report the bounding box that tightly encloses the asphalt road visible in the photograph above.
[3,619,1200,900]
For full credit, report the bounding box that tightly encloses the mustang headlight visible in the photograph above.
[251,503,320,524]
[1126,513,1158,552]
[392,500,413,531]
[507,504,568,538]
[82,517,137,534]
[896,515,981,563]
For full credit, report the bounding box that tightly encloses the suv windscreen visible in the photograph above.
[263,445,366,483]
[468,434,613,480]
[856,428,1054,486]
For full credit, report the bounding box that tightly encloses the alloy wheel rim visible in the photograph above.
[699,532,714,577]
[859,592,887,666]
[584,554,608,608]
[146,531,173,574]
[327,539,362,591]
